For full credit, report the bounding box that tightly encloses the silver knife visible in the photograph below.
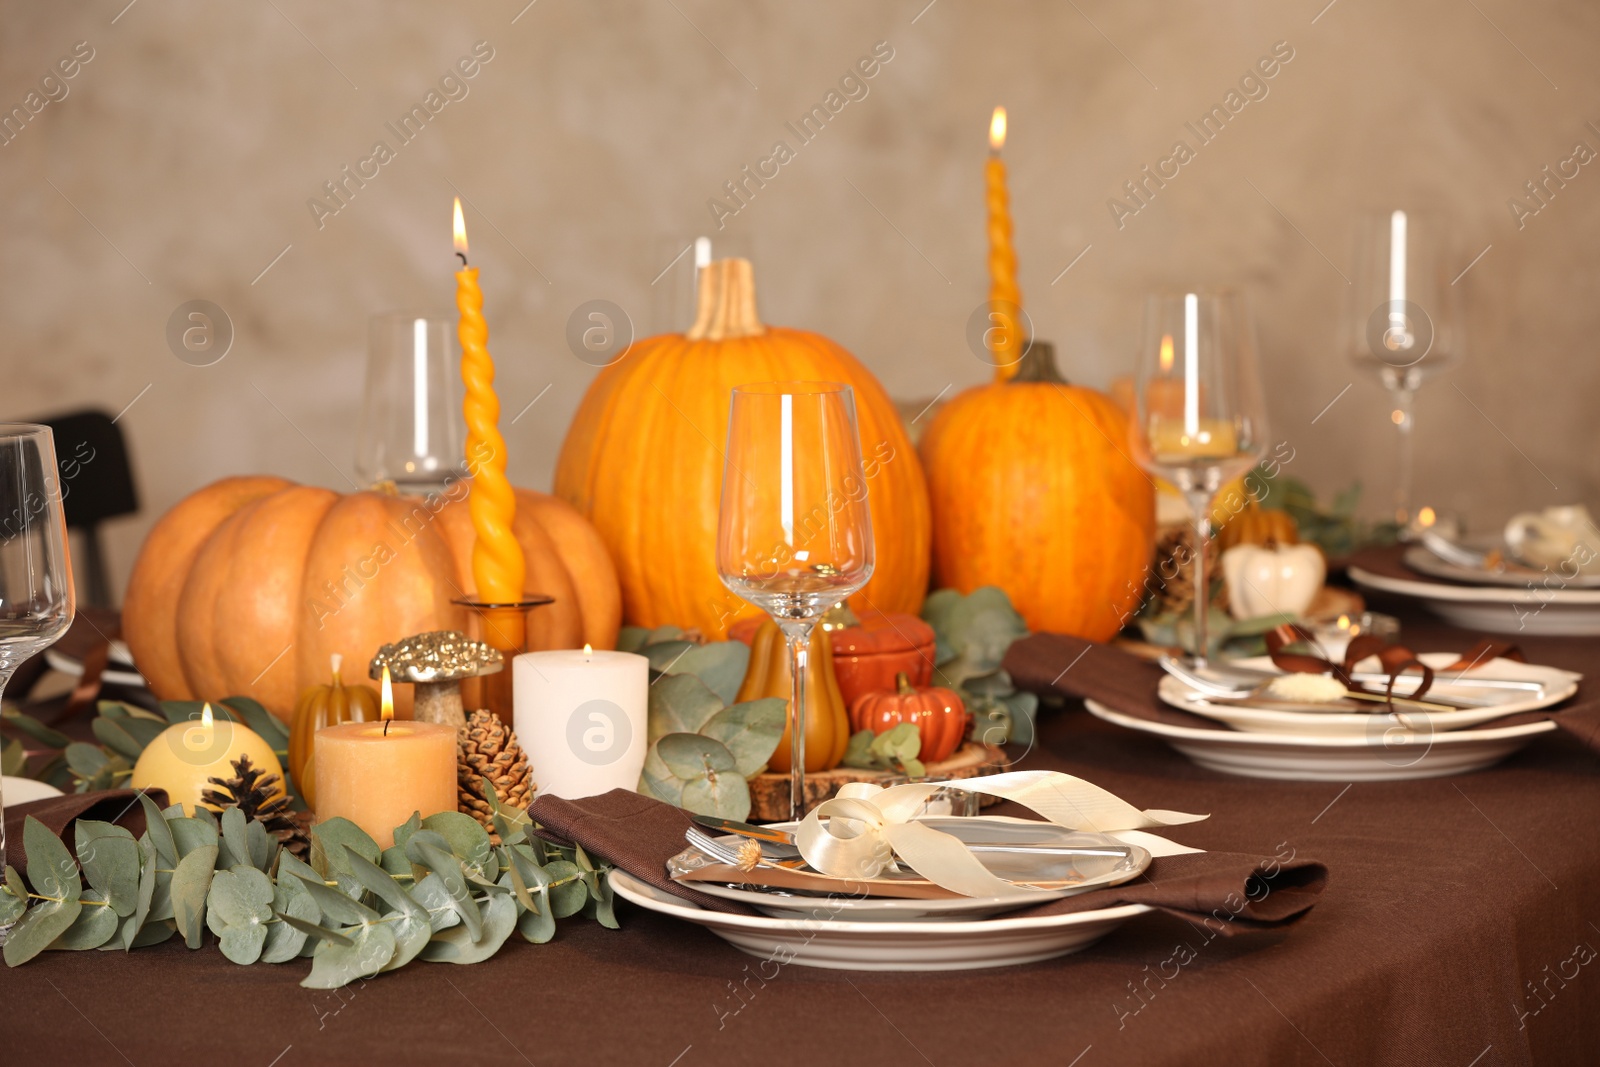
[690,814,1131,859]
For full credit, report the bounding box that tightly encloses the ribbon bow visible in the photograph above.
[1265,627,1529,708]
[794,770,1206,899]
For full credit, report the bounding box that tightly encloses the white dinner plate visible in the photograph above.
[1085,700,1556,781]
[46,639,147,689]
[1351,561,1600,636]
[1158,653,1579,736]
[610,869,1152,971]
[1403,544,1600,590]
[3,776,64,804]
[676,816,1152,921]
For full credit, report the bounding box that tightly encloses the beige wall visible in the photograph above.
[3,0,1597,599]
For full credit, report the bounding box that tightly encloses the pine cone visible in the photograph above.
[1148,525,1229,618]
[456,710,534,842]
[202,753,311,860]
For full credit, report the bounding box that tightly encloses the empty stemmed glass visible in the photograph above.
[1348,210,1461,527]
[1129,293,1268,666]
[0,425,77,943]
[717,383,874,819]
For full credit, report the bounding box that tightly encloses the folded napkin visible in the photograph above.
[531,788,1327,934]
[2,788,167,872]
[1002,632,1600,755]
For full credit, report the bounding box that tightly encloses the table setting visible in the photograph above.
[6,5,1600,1064]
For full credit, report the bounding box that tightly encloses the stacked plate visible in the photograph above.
[1350,542,1600,636]
[611,816,1170,971]
[1086,654,1580,781]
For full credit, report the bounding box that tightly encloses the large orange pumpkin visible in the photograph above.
[554,258,930,639]
[123,476,621,720]
[918,342,1155,641]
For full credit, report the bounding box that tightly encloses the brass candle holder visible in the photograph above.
[453,595,554,724]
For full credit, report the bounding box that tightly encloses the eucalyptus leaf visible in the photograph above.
[3,894,82,966]
[615,626,650,653]
[122,836,157,950]
[871,723,921,763]
[169,816,218,859]
[516,887,556,944]
[1,738,25,777]
[0,876,24,927]
[219,807,250,872]
[208,867,275,964]
[391,811,422,853]
[91,716,146,762]
[191,805,218,831]
[127,918,175,948]
[262,878,318,963]
[170,844,218,949]
[292,874,380,926]
[664,641,750,704]
[656,733,737,779]
[646,624,686,644]
[482,778,530,847]
[505,847,549,915]
[648,673,724,741]
[74,820,139,917]
[64,742,109,779]
[637,767,682,806]
[160,699,206,725]
[841,729,875,768]
[115,715,171,753]
[410,873,462,933]
[680,772,751,821]
[583,869,618,930]
[1,708,72,749]
[302,923,397,989]
[139,794,177,867]
[405,840,480,942]
[701,698,786,776]
[420,892,516,963]
[643,638,698,675]
[310,817,380,880]
[421,811,493,874]
[543,860,588,918]
[23,816,81,902]
[219,696,289,748]
[342,847,420,918]
[245,820,275,872]
[51,889,117,949]
[274,911,354,947]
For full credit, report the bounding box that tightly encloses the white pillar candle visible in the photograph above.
[513,646,649,799]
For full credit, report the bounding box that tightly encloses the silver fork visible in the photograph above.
[684,827,1131,865]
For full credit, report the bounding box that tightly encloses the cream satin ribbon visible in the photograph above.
[794,770,1208,899]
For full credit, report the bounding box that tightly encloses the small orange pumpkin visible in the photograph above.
[849,673,970,764]
[289,653,379,810]
[735,618,850,773]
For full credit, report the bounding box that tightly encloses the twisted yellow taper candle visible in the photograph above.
[987,107,1023,382]
[454,205,525,605]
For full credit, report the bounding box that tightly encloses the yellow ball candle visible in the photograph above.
[131,703,286,814]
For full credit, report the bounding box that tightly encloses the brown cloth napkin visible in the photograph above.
[1001,631,1600,754]
[531,788,1327,934]
[2,788,166,872]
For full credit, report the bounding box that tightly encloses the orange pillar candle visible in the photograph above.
[454,197,527,607]
[986,106,1024,381]
[314,667,457,848]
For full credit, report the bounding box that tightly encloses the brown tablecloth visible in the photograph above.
[3,603,1599,1066]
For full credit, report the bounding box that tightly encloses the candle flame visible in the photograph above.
[989,106,1007,151]
[453,197,468,257]
[380,665,394,722]
[1417,506,1436,528]
[200,703,214,729]
[1159,334,1174,374]
[583,643,593,656]
[1337,614,1350,630]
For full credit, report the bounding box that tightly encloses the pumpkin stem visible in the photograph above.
[687,258,766,341]
[895,672,914,696]
[1007,341,1067,386]
[823,601,860,631]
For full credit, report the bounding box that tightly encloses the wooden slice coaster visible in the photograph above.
[747,741,1010,823]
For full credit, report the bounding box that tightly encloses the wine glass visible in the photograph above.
[1129,292,1268,666]
[1349,210,1461,526]
[356,313,465,495]
[0,425,77,943]
[718,383,874,819]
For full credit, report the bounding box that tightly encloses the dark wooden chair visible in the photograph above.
[34,409,139,608]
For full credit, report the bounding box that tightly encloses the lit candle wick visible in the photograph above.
[381,665,394,736]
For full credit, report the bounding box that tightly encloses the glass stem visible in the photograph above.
[782,625,813,821]
[1184,492,1215,668]
[1391,386,1416,528]
[0,673,11,940]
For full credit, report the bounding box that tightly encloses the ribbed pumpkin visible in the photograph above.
[849,673,969,764]
[289,653,379,810]
[554,258,931,638]
[123,476,621,721]
[918,342,1156,641]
